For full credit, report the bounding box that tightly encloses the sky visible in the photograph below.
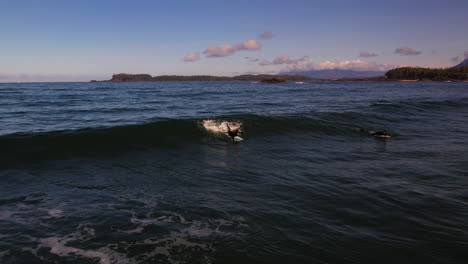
[1,0,467,82]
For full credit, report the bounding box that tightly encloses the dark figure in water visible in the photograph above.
[357,128,391,138]
[226,124,243,140]
[372,130,390,137]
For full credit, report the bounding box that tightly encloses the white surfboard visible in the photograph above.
[233,136,243,142]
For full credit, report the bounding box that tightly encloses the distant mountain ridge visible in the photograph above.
[279,69,386,79]
[453,59,468,68]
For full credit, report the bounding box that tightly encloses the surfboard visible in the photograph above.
[373,134,391,138]
[233,136,243,142]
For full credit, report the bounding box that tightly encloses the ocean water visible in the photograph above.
[0,81,467,264]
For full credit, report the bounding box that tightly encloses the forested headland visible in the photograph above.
[385,66,468,81]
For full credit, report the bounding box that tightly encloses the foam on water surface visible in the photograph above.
[202,120,242,134]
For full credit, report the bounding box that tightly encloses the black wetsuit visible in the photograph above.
[226,124,239,139]
[373,130,388,136]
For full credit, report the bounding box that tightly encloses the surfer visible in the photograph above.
[357,128,391,138]
[372,130,390,138]
[226,124,243,141]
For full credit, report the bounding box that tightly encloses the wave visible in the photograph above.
[0,113,378,167]
[0,119,203,167]
[3,97,466,167]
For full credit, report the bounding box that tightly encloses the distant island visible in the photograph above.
[92,73,314,82]
[385,63,468,81]
[92,60,468,82]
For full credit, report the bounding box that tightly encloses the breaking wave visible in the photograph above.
[1,98,467,167]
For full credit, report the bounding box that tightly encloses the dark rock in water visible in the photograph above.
[260,78,287,83]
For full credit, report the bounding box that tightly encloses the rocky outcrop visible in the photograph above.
[259,78,287,83]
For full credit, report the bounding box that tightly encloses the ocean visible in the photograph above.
[0,81,467,263]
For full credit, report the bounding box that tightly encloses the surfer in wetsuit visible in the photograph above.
[372,130,389,137]
[226,124,243,140]
[357,128,391,137]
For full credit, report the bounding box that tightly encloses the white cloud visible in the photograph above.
[395,46,421,56]
[359,52,378,58]
[272,55,308,65]
[183,52,200,62]
[465,51,468,59]
[283,58,395,72]
[258,56,308,66]
[237,39,261,50]
[204,39,261,57]
[204,44,237,57]
[273,55,294,64]
[258,31,273,39]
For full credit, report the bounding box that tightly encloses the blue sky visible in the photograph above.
[1,0,467,81]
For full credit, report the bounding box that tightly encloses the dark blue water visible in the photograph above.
[1,81,467,263]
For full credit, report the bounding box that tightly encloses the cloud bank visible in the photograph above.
[258,56,309,66]
[281,58,395,72]
[182,33,267,62]
[359,52,378,58]
[204,44,236,57]
[465,51,468,59]
[183,52,200,62]
[258,31,273,39]
[273,55,296,64]
[395,47,421,56]
[255,54,395,73]
[204,39,261,57]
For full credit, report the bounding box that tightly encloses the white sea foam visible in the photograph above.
[7,198,247,264]
[47,209,64,218]
[12,209,248,264]
[202,120,241,134]
[35,227,135,264]
[0,210,34,225]
[128,211,248,238]
[40,236,112,264]
[33,218,214,264]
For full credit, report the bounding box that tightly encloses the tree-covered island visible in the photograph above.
[93,74,314,82]
[385,65,468,81]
